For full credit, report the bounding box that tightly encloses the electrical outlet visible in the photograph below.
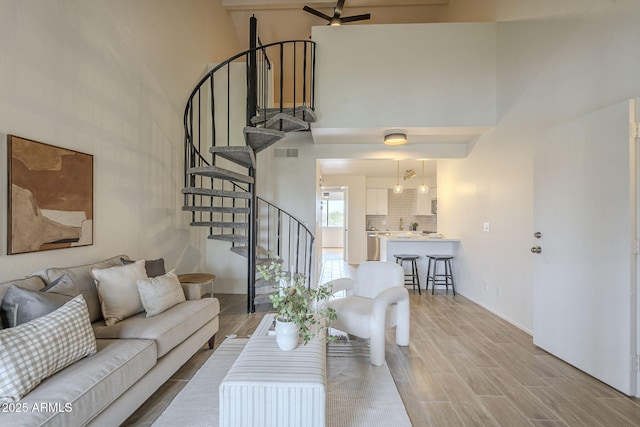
[483,222,490,232]
[496,286,502,297]
[483,280,489,292]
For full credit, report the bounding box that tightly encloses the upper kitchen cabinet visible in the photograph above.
[366,189,388,215]
[416,188,437,216]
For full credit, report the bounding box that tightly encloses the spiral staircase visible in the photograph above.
[182,18,316,312]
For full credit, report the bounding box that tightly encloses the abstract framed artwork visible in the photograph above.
[7,135,93,254]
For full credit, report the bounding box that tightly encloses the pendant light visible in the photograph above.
[393,160,404,194]
[418,160,429,194]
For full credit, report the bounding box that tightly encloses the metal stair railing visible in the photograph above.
[182,17,316,312]
[256,197,315,288]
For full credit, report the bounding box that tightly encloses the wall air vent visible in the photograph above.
[274,148,298,158]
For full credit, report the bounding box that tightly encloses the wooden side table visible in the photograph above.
[177,273,216,299]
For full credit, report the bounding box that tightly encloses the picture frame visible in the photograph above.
[7,135,93,254]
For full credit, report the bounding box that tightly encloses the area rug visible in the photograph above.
[152,338,411,427]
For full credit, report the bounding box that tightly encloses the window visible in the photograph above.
[321,195,344,227]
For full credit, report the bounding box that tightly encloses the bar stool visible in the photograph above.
[425,255,456,295]
[393,254,421,294]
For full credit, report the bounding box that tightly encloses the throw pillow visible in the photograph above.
[40,274,79,297]
[121,257,166,278]
[92,260,148,326]
[0,295,97,403]
[0,277,80,328]
[45,255,129,324]
[136,270,186,317]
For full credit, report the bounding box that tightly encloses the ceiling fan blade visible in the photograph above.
[333,0,346,18]
[303,5,332,22]
[339,13,372,23]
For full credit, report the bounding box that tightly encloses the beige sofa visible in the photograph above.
[0,255,220,426]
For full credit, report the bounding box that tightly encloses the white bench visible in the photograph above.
[219,314,326,427]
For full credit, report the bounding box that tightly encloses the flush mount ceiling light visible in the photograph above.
[393,160,404,194]
[384,131,407,146]
[418,160,429,193]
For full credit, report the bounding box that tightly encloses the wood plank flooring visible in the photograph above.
[124,291,640,426]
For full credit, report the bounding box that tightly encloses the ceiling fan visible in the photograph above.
[303,0,371,26]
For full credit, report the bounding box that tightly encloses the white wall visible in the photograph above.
[439,1,640,334]
[0,0,239,280]
[312,23,497,129]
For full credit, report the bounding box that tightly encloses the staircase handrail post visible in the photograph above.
[247,15,258,127]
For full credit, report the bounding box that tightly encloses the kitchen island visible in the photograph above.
[379,234,460,290]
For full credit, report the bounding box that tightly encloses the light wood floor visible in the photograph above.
[123,290,640,427]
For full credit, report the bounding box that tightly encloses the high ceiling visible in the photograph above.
[222,0,451,49]
[222,1,454,178]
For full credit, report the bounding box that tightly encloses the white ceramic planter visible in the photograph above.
[275,319,299,351]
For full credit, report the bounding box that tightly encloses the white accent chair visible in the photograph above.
[323,261,410,366]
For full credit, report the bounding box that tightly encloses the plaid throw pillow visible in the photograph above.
[0,295,97,403]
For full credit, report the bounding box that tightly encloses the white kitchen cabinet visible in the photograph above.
[416,188,437,215]
[366,189,388,215]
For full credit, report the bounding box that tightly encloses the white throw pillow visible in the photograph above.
[92,260,148,326]
[0,295,96,403]
[136,270,186,317]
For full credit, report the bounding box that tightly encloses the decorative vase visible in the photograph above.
[275,318,299,351]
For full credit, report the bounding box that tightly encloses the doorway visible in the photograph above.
[320,187,346,261]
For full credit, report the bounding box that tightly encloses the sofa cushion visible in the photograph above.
[1,285,72,328]
[0,295,97,403]
[93,297,220,358]
[44,255,129,323]
[0,338,156,426]
[137,271,186,317]
[122,257,166,278]
[91,260,147,326]
[0,276,46,329]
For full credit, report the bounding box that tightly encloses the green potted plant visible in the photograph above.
[257,255,337,351]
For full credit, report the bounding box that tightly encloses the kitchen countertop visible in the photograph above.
[378,235,460,242]
[378,234,459,288]
[370,231,459,242]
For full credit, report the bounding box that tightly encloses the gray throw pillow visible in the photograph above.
[0,285,73,328]
[40,274,79,297]
[121,257,166,278]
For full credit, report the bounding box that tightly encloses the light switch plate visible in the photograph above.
[483,222,490,232]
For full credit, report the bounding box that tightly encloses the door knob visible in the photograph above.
[530,246,542,254]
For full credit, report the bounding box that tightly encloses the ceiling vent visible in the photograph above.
[274,148,299,158]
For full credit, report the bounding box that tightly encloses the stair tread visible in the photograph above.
[183,205,250,214]
[210,146,256,169]
[254,106,316,123]
[187,165,254,184]
[230,245,270,258]
[207,234,248,243]
[252,113,309,132]
[182,187,251,199]
[191,221,249,228]
[255,278,278,290]
[243,127,285,153]
[253,294,273,305]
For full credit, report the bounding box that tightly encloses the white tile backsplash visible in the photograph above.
[366,189,436,232]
